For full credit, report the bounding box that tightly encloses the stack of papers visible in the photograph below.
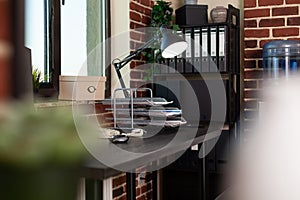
[102,96,186,129]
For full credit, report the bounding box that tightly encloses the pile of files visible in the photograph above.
[102,97,186,130]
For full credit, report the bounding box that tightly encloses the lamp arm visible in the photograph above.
[112,35,159,98]
[113,36,157,71]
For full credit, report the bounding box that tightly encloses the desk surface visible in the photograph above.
[84,123,224,179]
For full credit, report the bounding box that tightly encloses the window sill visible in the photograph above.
[34,100,94,109]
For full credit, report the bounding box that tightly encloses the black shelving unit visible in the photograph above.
[153,4,240,200]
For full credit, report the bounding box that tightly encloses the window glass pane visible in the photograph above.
[61,1,87,76]
[25,0,45,78]
[61,0,106,76]
[25,0,107,81]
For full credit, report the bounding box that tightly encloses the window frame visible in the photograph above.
[41,0,111,99]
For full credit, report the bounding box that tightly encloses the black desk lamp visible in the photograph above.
[112,27,188,97]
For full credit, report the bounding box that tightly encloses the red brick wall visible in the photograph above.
[243,0,300,124]
[129,0,154,88]
[112,2,155,200]
[0,0,12,100]
[113,172,153,200]
[112,174,126,200]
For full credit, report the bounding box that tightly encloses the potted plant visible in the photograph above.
[0,103,89,200]
[150,0,177,28]
[141,0,179,83]
[142,0,179,63]
[32,68,42,94]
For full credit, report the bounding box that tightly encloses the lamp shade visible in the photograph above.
[160,28,188,58]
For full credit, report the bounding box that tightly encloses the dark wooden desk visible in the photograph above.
[84,123,224,200]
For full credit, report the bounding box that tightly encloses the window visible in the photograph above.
[25,0,110,97]
[25,0,47,80]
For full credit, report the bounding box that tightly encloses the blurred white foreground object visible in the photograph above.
[233,76,300,200]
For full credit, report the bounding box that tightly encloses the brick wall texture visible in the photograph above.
[0,0,12,99]
[112,172,153,200]
[129,0,155,89]
[111,0,300,197]
[244,0,300,126]
[112,2,155,200]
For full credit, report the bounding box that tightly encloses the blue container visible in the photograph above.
[263,40,300,80]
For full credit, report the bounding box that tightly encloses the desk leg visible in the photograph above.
[126,172,136,200]
[202,142,206,200]
[152,171,157,200]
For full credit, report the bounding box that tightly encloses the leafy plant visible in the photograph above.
[32,68,42,92]
[0,104,88,167]
[147,0,179,62]
[141,0,179,80]
[0,104,91,200]
[151,0,174,28]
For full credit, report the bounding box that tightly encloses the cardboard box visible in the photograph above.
[59,76,106,101]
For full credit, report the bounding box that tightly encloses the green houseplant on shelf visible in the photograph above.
[0,103,90,200]
[142,0,179,81]
[150,0,178,29]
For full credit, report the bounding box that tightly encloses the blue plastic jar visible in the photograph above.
[263,40,300,80]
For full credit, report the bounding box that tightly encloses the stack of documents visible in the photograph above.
[102,97,187,128]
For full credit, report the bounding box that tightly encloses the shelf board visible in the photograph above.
[154,72,229,81]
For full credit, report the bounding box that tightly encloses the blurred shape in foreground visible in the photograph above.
[228,75,300,200]
[0,103,90,200]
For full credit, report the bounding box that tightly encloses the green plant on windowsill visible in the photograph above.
[32,68,42,93]
[0,103,90,200]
